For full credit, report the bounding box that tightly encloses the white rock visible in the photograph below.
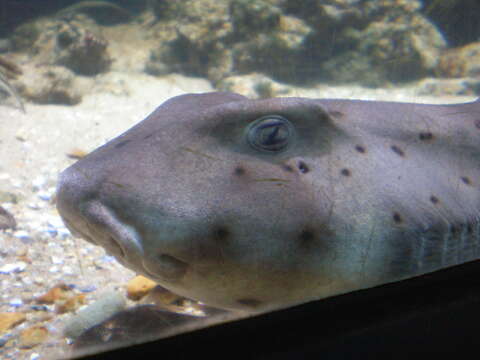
[51,256,64,265]
[9,298,23,307]
[13,230,31,240]
[32,176,46,191]
[0,262,27,274]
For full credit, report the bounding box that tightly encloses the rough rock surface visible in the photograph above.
[437,42,480,78]
[145,0,446,86]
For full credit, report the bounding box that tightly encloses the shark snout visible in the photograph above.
[57,167,141,259]
[56,165,189,282]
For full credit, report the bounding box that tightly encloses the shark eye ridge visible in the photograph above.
[246,115,295,152]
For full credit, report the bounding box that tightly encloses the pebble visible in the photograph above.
[36,283,72,304]
[0,312,26,333]
[126,275,157,301]
[0,206,16,230]
[78,285,97,293]
[101,255,115,263]
[15,129,28,142]
[12,231,31,241]
[50,256,64,265]
[66,148,88,159]
[0,335,9,347]
[55,294,86,314]
[9,299,23,307]
[37,191,52,202]
[63,290,126,339]
[19,326,49,349]
[31,177,47,192]
[0,262,27,274]
[0,191,18,203]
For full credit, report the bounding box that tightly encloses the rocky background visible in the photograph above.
[0,0,479,359]
[0,0,479,108]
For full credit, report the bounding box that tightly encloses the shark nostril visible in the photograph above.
[106,235,126,258]
[142,253,188,281]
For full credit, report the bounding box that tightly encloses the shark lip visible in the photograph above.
[142,253,189,281]
[60,199,188,281]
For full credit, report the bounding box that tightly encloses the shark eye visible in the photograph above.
[246,115,295,152]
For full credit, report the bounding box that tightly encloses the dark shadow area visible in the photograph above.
[0,0,147,36]
[422,0,480,46]
[80,259,480,360]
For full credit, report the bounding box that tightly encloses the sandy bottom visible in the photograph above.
[0,72,476,360]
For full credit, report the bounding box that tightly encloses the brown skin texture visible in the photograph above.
[57,93,480,312]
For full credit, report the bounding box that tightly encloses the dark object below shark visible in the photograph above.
[77,259,480,359]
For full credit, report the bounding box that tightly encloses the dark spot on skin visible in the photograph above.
[430,195,439,204]
[393,212,403,224]
[340,168,351,176]
[391,145,405,157]
[475,119,480,129]
[461,176,472,185]
[234,167,245,176]
[299,228,315,244]
[114,140,130,148]
[419,132,433,141]
[143,134,153,140]
[355,145,366,153]
[237,298,262,307]
[282,164,294,172]
[329,110,344,118]
[298,161,309,173]
[298,224,334,251]
[212,226,230,242]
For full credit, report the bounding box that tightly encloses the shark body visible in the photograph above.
[56,92,480,312]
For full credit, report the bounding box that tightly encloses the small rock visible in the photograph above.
[79,285,97,293]
[63,290,126,339]
[126,275,157,301]
[37,191,52,201]
[140,285,181,306]
[13,230,31,241]
[0,206,16,230]
[19,326,49,349]
[50,255,64,265]
[66,148,88,159]
[0,335,9,347]
[0,312,26,333]
[437,42,480,78]
[56,294,86,314]
[139,286,205,316]
[36,283,72,304]
[31,176,46,191]
[0,262,27,274]
[9,298,23,307]
[0,191,18,204]
[15,129,28,142]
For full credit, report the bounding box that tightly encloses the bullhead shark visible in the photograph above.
[56,92,480,312]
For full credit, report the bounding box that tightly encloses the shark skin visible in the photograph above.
[56,92,480,312]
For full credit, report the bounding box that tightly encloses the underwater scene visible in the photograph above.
[1,0,480,358]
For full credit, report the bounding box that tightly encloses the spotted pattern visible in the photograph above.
[390,145,405,157]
